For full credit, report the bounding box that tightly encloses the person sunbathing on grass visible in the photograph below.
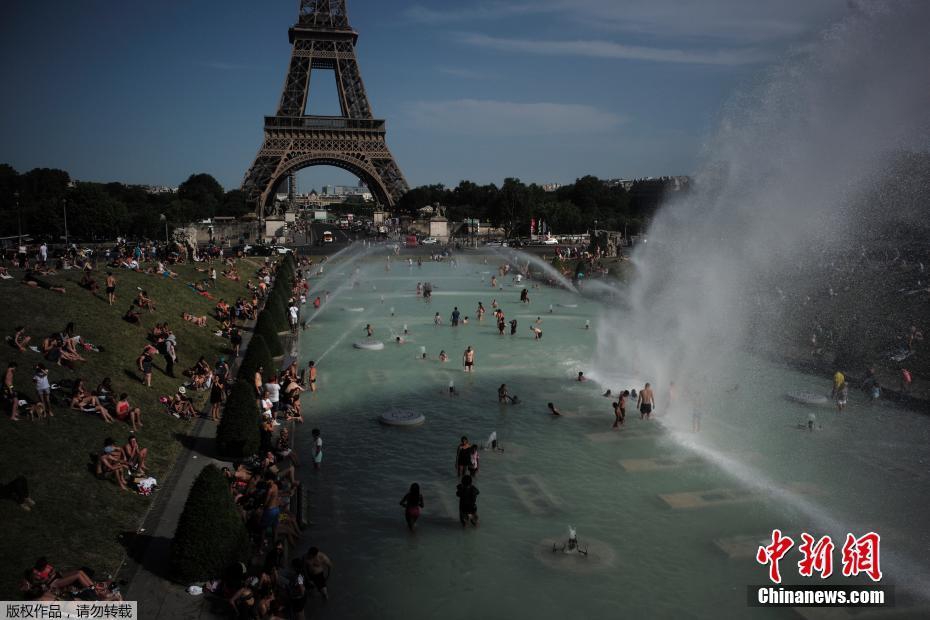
[70,383,114,423]
[21,271,65,293]
[182,312,208,327]
[21,557,95,597]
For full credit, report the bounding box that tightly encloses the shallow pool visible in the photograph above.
[295,252,930,619]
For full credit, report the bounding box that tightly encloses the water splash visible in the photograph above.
[491,247,579,293]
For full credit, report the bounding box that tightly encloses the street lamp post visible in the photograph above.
[63,198,69,247]
[160,214,169,244]
[15,191,21,247]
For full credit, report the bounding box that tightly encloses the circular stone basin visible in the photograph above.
[785,390,830,406]
[379,410,426,426]
[535,537,616,573]
[354,339,385,350]
[343,307,365,312]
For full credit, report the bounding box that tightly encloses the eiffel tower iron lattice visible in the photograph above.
[242,0,408,216]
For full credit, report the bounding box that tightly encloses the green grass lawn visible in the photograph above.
[0,257,264,598]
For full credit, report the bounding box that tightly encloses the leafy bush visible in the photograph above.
[236,333,272,383]
[169,465,249,582]
[254,310,284,358]
[216,380,261,458]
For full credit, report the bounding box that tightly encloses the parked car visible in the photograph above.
[484,240,508,247]
[322,231,334,243]
[273,245,293,255]
[420,237,439,245]
[244,244,273,256]
[542,237,559,245]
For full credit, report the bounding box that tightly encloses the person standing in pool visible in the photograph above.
[618,390,629,425]
[835,381,849,413]
[477,302,486,322]
[399,483,424,531]
[520,288,529,303]
[451,307,460,327]
[307,361,317,392]
[509,318,518,335]
[455,436,471,477]
[456,475,480,527]
[497,313,506,335]
[637,383,655,419]
[463,346,475,372]
[831,370,845,401]
[365,324,373,338]
[311,428,323,470]
[547,402,562,416]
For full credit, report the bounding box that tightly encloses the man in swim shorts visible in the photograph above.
[463,346,475,372]
[637,383,655,420]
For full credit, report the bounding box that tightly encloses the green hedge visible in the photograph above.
[236,333,273,383]
[254,310,284,358]
[263,292,290,333]
[216,381,261,458]
[169,465,249,582]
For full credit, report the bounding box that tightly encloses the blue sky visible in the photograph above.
[0,0,847,192]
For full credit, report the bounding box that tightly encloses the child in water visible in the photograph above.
[399,483,424,531]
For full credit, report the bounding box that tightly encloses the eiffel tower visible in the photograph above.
[242,0,408,216]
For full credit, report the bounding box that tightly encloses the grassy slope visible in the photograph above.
[0,258,261,597]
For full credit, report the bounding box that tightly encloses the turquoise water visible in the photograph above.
[295,253,930,619]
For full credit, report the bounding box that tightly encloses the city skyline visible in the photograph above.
[1,0,847,190]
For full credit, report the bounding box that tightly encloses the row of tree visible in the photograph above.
[395,176,687,237]
[0,165,251,242]
[0,161,689,242]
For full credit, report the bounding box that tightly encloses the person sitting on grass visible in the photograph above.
[135,290,156,313]
[96,438,129,490]
[123,432,148,475]
[123,306,142,325]
[78,270,99,294]
[182,311,208,327]
[95,377,114,405]
[13,326,31,352]
[170,387,197,420]
[186,356,214,390]
[0,475,36,511]
[114,393,143,431]
[215,299,231,320]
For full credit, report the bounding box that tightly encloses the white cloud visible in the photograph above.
[460,33,772,66]
[438,67,495,80]
[407,0,846,44]
[406,99,625,136]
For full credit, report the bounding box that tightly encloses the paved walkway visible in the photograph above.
[122,317,302,619]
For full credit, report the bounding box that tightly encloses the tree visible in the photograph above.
[218,189,251,218]
[178,173,224,218]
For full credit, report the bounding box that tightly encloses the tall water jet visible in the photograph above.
[592,0,930,593]
[595,1,930,395]
[491,247,578,293]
